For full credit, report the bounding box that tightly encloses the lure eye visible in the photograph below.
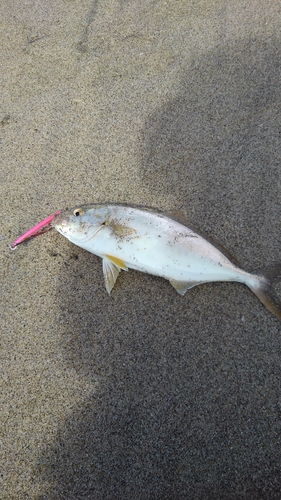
[73,208,84,217]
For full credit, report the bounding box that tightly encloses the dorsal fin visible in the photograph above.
[165,209,189,226]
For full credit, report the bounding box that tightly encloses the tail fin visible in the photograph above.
[248,264,281,321]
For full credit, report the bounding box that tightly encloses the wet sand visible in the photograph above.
[1,1,281,498]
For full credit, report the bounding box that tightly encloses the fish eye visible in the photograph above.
[73,208,84,217]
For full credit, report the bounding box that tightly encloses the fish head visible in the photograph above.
[52,204,111,243]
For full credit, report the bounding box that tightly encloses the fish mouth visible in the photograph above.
[10,209,103,249]
[51,211,69,230]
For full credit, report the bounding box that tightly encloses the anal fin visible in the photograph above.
[169,279,203,296]
[102,255,128,294]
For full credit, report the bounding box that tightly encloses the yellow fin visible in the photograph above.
[169,279,203,296]
[102,255,128,294]
[102,258,120,294]
[105,254,128,270]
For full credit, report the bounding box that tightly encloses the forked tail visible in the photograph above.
[248,264,281,321]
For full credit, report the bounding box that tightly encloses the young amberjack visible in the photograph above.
[10,204,281,321]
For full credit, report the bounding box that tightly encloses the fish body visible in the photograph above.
[10,204,281,320]
[53,204,260,296]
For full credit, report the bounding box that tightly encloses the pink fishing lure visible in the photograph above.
[9,211,61,249]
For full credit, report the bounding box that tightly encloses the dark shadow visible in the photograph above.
[37,35,281,499]
[139,36,281,269]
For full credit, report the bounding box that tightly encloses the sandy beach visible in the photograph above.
[1,1,281,498]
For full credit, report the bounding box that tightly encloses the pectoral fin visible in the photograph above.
[104,254,128,270]
[102,255,128,294]
[169,279,203,296]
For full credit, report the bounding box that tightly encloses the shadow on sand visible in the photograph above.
[37,35,281,499]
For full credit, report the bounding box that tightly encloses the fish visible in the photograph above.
[10,204,281,321]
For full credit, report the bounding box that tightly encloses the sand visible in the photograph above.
[1,1,281,498]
